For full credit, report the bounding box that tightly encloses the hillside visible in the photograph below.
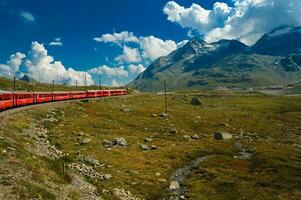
[0,93,300,199]
[0,77,112,92]
[128,26,301,92]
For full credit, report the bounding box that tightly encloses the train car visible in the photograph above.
[87,90,99,98]
[34,92,53,103]
[0,91,13,110]
[14,92,34,106]
[53,92,71,101]
[102,90,110,97]
[70,91,86,99]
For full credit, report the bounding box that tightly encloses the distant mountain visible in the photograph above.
[128,26,301,91]
[20,74,37,83]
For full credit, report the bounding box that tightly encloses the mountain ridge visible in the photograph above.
[128,26,301,91]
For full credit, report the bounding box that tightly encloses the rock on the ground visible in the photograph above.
[151,145,157,150]
[144,137,152,143]
[160,112,168,118]
[112,137,128,146]
[169,181,180,192]
[140,144,149,151]
[170,128,178,135]
[112,188,140,200]
[81,138,92,145]
[183,135,191,140]
[214,131,233,140]
[103,174,112,180]
[102,139,113,148]
[191,134,200,140]
[151,114,157,117]
[191,97,202,106]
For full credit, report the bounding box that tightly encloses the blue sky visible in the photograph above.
[0,0,300,86]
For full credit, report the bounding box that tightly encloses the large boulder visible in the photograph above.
[214,131,233,140]
[191,97,202,106]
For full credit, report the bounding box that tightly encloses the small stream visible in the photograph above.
[166,155,215,200]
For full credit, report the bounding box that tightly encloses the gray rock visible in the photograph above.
[144,137,152,143]
[81,138,92,145]
[102,139,113,148]
[183,135,191,140]
[160,112,168,118]
[191,134,200,140]
[140,144,149,151]
[112,137,128,146]
[170,128,178,135]
[151,145,157,150]
[214,132,233,140]
[103,174,112,180]
[151,114,157,117]
[169,181,180,192]
[191,97,202,106]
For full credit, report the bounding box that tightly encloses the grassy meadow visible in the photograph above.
[0,92,300,199]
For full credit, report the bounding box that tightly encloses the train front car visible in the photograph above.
[0,91,13,110]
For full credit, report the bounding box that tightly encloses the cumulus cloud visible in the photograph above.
[93,31,139,45]
[0,52,26,77]
[115,46,142,63]
[94,31,186,62]
[111,79,120,87]
[25,41,93,85]
[128,64,146,75]
[88,65,128,78]
[163,0,301,45]
[20,11,35,22]
[49,38,63,46]
[139,36,178,61]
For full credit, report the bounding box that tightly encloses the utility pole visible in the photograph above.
[98,73,101,90]
[13,76,16,91]
[13,76,16,107]
[164,80,167,114]
[84,72,87,91]
[52,80,54,101]
[75,80,78,91]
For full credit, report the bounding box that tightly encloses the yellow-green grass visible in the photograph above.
[0,93,300,199]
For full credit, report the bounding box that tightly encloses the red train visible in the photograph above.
[0,89,127,110]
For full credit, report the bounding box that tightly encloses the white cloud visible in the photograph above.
[163,0,301,45]
[111,79,120,87]
[139,36,178,61]
[88,65,128,78]
[24,41,93,85]
[128,64,146,74]
[0,52,26,77]
[177,40,189,48]
[20,11,35,22]
[115,46,142,63]
[93,31,139,45]
[94,31,187,62]
[49,38,63,46]
[163,1,232,33]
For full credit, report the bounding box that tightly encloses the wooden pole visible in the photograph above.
[164,81,167,114]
